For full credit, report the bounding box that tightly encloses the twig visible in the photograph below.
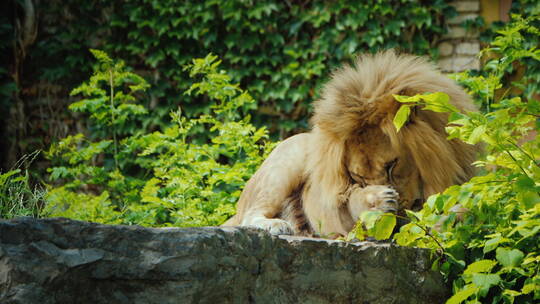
[506,139,540,169]
[503,148,531,178]
[109,69,118,170]
[524,112,540,118]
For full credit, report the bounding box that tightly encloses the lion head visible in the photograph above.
[303,50,478,232]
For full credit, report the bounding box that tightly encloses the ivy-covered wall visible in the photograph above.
[4,0,456,170]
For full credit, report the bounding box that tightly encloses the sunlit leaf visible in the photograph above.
[496,248,524,267]
[393,104,411,132]
[372,213,397,240]
[463,260,498,275]
[446,284,478,304]
[360,210,383,230]
[471,273,500,290]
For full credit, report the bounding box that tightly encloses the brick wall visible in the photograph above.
[437,0,481,72]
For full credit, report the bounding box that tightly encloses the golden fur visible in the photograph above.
[224,50,478,237]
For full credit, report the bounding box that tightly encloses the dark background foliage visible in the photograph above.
[3,0,456,172]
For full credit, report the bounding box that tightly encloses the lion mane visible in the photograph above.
[224,50,478,237]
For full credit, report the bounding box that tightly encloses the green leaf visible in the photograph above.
[514,175,535,191]
[463,260,498,275]
[521,283,536,294]
[471,273,500,290]
[517,191,540,209]
[393,94,420,103]
[420,92,460,113]
[90,49,113,65]
[346,223,366,241]
[448,112,466,123]
[393,222,425,246]
[0,169,22,185]
[483,235,509,253]
[372,213,397,240]
[405,209,423,221]
[393,105,411,132]
[496,247,524,267]
[502,289,522,299]
[425,195,438,209]
[421,91,449,103]
[360,210,383,230]
[446,284,478,304]
[422,103,448,113]
[466,125,487,144]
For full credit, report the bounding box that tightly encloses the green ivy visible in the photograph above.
[25,0,454,145]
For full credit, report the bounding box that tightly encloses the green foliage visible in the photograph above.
[45,50,150,211]
[68,49,149,141]
[360,15,540,303]
[43,187,122,224]
[30,0,455,140]
[44,52,273,227]
[0,153,45,219]
[475,13,540,106]
[346,211,396,241]
[510,0,540,16]
[393,92,459,131]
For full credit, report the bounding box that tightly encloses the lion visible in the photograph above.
[224,50,478,237]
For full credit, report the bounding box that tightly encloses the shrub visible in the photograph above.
[44,51,273,227]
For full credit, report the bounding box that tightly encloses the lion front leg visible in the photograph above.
[243,216,295,235]
[229,133,311,236]
[347,184,399,221]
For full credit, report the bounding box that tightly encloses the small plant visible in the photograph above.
[0,152,45,219]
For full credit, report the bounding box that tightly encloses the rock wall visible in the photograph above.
[0,217,449,303]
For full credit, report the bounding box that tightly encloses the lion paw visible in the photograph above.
[348,185,399,221]
[374,186,399,212]
[249,217,294,235]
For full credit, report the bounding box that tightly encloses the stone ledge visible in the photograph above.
[0,217,449,303]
